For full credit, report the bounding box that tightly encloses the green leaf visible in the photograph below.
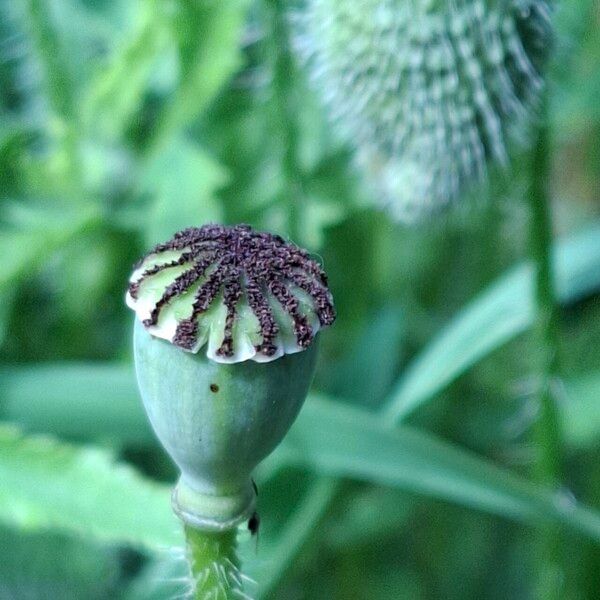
[24,0,76,120]
[0,363,153,445]
[0,288,16,348]
[326,305,404,407]
[84,0,171,140]
[148,0,248,156]
[323,488,414,551]
[281,396,600,543]
[0,426,177,550]
[0,526,119,600]
[562,373,600,449]
[384,223,600,422]
[248,476,338,596]
[0,202,99,290]
[123,554,189,600]
[6,364,600,549]
[141,137,226,244]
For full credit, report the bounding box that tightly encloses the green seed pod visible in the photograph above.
[294,0,552,221]
[127,224,335,531]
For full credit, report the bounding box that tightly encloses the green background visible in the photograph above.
[1,0,600,598]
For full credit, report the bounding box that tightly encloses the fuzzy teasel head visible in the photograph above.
[127,224,335,531]
[294,0,552,221]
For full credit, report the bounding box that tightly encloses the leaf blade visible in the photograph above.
[5,365,600,549]
[384,223,600,421]
[0,426,177,550]
[282,396,600,542]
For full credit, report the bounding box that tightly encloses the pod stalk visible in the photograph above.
[185,526,243,600]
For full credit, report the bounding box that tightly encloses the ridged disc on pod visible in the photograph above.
[126,223,336,364]
[294,0,552,221]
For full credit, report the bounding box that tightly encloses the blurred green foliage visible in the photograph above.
[0,0,600,598]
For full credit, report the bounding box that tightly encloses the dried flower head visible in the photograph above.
[126,224,336,363]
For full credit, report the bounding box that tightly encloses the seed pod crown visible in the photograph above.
[126,224,336,363]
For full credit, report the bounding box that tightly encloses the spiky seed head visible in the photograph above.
[294,0,552,221]
[126,223,336,364]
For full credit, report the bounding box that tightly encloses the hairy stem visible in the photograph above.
[184,526,244,600]
[529,91,563,599]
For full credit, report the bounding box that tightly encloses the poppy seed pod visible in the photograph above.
[127,224,335,531]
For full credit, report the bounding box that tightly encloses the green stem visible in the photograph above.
[184,526,244,600]
[269,0,304,244]
[530,94,561,486]
[529,92,563,599]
